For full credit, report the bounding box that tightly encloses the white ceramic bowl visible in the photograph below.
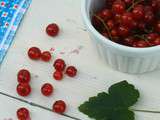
[81,0,160,74]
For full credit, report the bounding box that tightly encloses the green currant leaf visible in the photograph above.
[79,81,140,120]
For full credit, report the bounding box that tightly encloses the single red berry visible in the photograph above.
[41,51,52,62]
[41,83,53,96]
[111,28,119,37]
[17,69,31,84]
[132,5,144,20]
[147,33,159,41]
[52,100,66,113]
[112,1,125,14]
[66,66,77,77]
[53,59,66,71]
[124,0,132,5]
[121,12,135,29]
[151,37,160,46]
[123,36,135,46]
[17,83,31,97]
[114,14,122,23]
[133,40,149,48]
[98,9,113,21]
[151,0,160,12]
[106,19,115,29]
[118,26,130,37]
[17,107,30,120]
[28,47,41,60]
[46,23,59,37]
[53,71,63,80]
[144,11,154,24]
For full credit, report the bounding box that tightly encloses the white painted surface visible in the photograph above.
[0,95,72,120]
[0,0,160,120]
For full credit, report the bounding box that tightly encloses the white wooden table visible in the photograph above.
[1,0,160,120]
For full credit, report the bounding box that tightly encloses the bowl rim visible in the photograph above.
[81,0,160,54]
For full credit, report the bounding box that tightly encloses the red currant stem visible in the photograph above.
[93,15,113,40]
[134,34,152,46]
[131,108,160,114]
[144,27,154,34]
[127,0,143,11]
[0,91,81,120]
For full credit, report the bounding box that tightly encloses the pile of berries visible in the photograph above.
[16,23,77,120]
[92,0,160,48]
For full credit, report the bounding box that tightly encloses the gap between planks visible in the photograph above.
[0,91,82,120]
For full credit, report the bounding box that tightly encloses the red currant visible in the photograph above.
[147,33,159,41]
[132,5,144,20]
[52,100,66,113]
[111,28,119,37]
[46,23,59,37]
[53,59,66,71]
[112,1,125,14]
[121,12,135,29]
[151,37,160,46]
[17,107,30,120]
[66,66,77,77]
[17,83,31,97]
[41,51,52,62]
[123,36,135,46]
[144,11,154,24]
[124,0,132,6]
[53,71,63,80]
[106,19,115,29]
[133,40,149,48]
[17,69,31,84]
[98,9,112,21]
[28,47,41,60]
[118,26,130,37]
[41,83,53,96]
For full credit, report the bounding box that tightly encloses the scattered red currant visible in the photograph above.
[53,59,66,71]
[53,71,63,81]
[17,83,31,97]
[66,66,77,77]
[41,83,53,96]
[46,23,59,37]
[41,51,52,62]
[52,100,66,113]
[17,69,31,84]
[17,107,30,120]
[28,47,41,60]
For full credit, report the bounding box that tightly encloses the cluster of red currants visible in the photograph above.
[16,23,77,120]
[92,0,160,48]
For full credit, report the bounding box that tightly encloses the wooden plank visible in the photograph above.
[0,94,73,120]
[0,0,160,120]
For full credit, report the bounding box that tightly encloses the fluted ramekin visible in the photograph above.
[81,0,160,74]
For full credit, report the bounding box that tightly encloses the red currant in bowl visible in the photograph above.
[17,69,31,84]
[82,0,160,73]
